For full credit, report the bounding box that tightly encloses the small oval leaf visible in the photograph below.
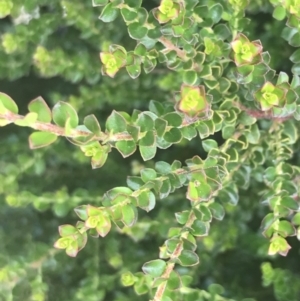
[29,132,58,149]
[142,259,166,277]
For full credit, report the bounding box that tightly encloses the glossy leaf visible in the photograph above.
[208,202,225,220]
[142,259,166,277]
[99,3,118,22]
[122,204,137,227]
[128,23,148,39]
[268,236,291,256]
[141,168,157,182]
[29,132,58,149]
[84,115,101,135]
[116,140,136,157]
[106,110,127,133]
[139,145,156,161]
[59,224,78,237]
[28,97,51,123]
[0,92,18,113]
[178,250,199,266]
[52,102,78,128]
[191,220,209,237]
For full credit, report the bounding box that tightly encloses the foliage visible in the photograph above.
[1,0,300,301]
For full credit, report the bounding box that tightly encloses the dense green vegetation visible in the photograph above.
[1,0,300,301]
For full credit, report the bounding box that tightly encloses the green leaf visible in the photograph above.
[181,125,197,140]
[163,128,182,143]
[268,236,291,256]
[166,238,180,254]
[0,92,18,113]
[277,72,289,85]
[59,224,78,237]
[261,213,277,238]
[126,63,141,79]
[191,220,209,237]
[183,70,198,85]
[134,278,149,295]
[84,115,101,136]
[52,101,78,128]
[124,0,142,7]
[178,85,209,118]
[156,136,172,149]
[148,27,162,39]
[116,140,136,157]
[167,271,181,290]
[139,145,156,161]
[136,113,154,131]
[222,124,235,139]
[142,259,166,277]
[159,178,171,198]
[29,132,58,149]
[290,49,300,64]
[292,63,300,75]
[214,24,231,40]
[290,32,300,47]
[208,202,225,220]
[74,206,88,221]
[238,111,256,126]
[280,196,298,211]
[121,7,138,22]
[272,6,286,20]
[208,283,224,295]
[149,100,164,116]
[92,0,109,6]
[187,176,212,202]
[163,112,183,127]
[208,3,223,23]
[292,213,300,226]
[178,250,199,266]
[143,56,157,74]
[96,215,111,237]
[140,130,155,146]
[87,205,102,217]
[155,161,172,174]
[175,210,190,224]
[275,220,296,237]
[14,112,38,127]
[137,190,156,211]
[106,110,127,133]
[134,43,147,56]
[155,118,167,137]
[196,205,212,222]
[141,168,157,182]
[202,139,218,152]
[99,3,118,22]
[91,148,108,169]
[122,204,137,227]
[127,124,140,141]
[127,176,144,190]
[128,23,148,39]
[121,272,136,286]
[245,124,260,144]
[28,97,51,122]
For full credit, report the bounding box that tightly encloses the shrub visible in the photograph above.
[1,0,300,300]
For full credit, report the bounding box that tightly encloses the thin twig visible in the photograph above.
[153,212,196,301]
[233,101,293,121]
[0,111,132,142]
[158,37,186,60]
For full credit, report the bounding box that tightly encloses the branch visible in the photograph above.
[0,111,132,142]
[153,212,196,301]
[158,37,186,60]
[233,102,293,121]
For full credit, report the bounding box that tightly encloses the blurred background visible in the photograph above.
[0,1,299,300]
